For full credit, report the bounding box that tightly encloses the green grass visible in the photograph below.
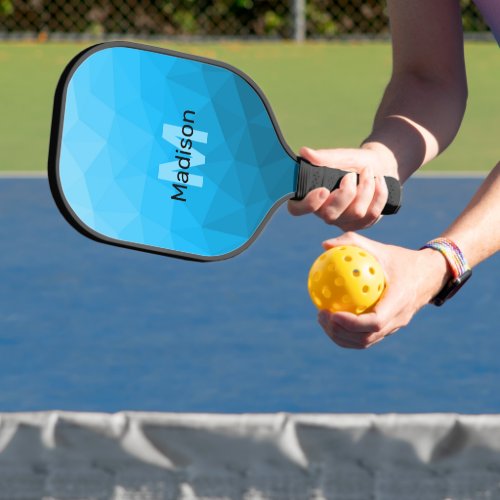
[0,40,497,172]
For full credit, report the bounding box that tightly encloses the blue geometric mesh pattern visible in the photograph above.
[59,45,297,258]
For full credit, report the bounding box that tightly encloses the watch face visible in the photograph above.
[432,269,472,306]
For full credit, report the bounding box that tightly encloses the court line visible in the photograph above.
[414,170,487,178]
[0,171,48,178]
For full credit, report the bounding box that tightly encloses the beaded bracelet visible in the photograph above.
[421,238,470,278]
[420,237,472,306]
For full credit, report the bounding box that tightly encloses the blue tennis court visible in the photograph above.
[0,176,498,413]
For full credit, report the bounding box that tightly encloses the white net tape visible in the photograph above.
[0,412,500,499]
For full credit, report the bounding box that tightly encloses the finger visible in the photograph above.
[323,172,390,231]
[364,335,386,348]
[330,323,372,348]
[331,286,403,339]
[299,146,323,165]
[330,311,385,335]
[363,174,389,224]
[331,336,364,349]
[329,327,380,349]
[361,328,399,348]
[341,164,376,221]
[330,317,390,349]
[315,172,357,224]
[367,288,411,336]
[319,310,391,349]
[288,188,330,216]
[321,325,365,349]
[318,311,370,348]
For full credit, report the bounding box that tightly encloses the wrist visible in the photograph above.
[420,238,472,306]
[417,248,453,303]
[361,141,399,178]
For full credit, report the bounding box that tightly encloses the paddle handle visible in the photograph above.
[293,158,402,215]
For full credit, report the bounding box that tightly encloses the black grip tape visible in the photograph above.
[293,158,402,215]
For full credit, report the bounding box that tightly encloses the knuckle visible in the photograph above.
[325,214,339,225]
[376,175,389,194]
[371,319,385,332]
[364,333,381,347]
[340,176,356,194]
[350,205,367,219]
[366,205,381,220]
[360,169,374,186]
[343,183,357,198]
[337,223,354,232]
[361,216,378,230]
[367,333,382,345]
[319,208,340,225]
[359,339,371,349]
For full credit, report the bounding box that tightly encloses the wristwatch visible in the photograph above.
[421,238,472,306]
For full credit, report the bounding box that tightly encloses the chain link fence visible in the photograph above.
[0,0,491,40]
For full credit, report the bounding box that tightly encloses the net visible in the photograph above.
[1,412,500,499]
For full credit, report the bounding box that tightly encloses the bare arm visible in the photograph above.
[442,162,500,267]
[289,0,468,226]
[363,0,468,181]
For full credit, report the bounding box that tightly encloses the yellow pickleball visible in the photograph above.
[308,245,385,314]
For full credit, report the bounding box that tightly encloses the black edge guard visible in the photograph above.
[293,158,402,215]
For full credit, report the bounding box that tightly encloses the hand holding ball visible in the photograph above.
[308,245,385,314]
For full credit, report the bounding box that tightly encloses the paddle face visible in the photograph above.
[49,42,298,261]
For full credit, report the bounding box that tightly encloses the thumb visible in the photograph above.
[299,146,324,165]
[299,147,365,170]
[322,231,368,250]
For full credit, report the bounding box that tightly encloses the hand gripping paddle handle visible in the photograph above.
[293,158,402,215]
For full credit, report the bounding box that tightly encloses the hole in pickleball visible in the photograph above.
[352,269,360,277]
[334,277,344,286]
[344,256,352,262]
[378,284,382,291]
[333,303,341,311]
[369,267,375,275]
[359,252,366,257]
[362,285,369,293]
[342,295,351,304]
[313,271,321,282]
[356,306,366,314]
[322,286,331,299]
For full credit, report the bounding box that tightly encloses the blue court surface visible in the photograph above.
[0,176,498,413]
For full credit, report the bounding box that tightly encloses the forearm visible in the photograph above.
[361,0,467,183]
[441,162,500,267]
[362,73,467,183]
[418,162,500,303]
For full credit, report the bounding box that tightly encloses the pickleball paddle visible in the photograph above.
[48,41,401,261]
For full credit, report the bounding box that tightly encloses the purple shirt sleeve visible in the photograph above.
[473,0,500,45]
